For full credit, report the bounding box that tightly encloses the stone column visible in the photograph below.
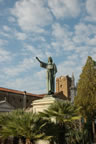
[23,91,26,109]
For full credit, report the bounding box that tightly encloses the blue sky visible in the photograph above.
[0,0,96,94]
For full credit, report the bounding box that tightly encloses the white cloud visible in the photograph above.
[73,23,96,46]
[30,36,46,42]
[51,22,96,53]
[51,23,75,52]
[74,23,90,36]
[91,53,96,62]
[24,45,38,55]
[0,39,8,46]
[3,25,11,32]
[4,71,46,94]
[0,39,11,62]
[86,0,96,21]
[15,31,27,40]
[0,31,11,38]
[52,23,96,51]
[11,0,53,32]
[8,16,16,22]
[73,24,90,44]
[23,43,55,59]
[57,60,82,82]
[4,57,36,76]
[0,48,12,62]
[88,36,96,46]
[67,54,78,60]
[48,0,81,19]
[23,44,44,58]
[52,23,72,40]
[36,69,46,81]
[45,51,54,57]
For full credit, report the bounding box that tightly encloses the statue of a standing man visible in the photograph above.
[36,57,57,95]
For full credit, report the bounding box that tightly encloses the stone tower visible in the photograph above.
[56,75,72,100]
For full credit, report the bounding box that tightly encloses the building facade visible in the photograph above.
[0,87,43,110]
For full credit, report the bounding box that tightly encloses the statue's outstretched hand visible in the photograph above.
[36,57,41,63]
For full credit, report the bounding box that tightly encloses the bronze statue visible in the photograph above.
[36,57,57,95]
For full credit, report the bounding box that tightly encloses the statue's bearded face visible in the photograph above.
[48,57,53,64]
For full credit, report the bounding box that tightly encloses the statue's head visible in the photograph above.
[48,57,53,64]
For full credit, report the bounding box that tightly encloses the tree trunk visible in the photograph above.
[58,131,66,144]
[4,139,9,144]
[21,137,26,144]
[92,120,96,143]
[13,137,19,144]
[26,139,32,144]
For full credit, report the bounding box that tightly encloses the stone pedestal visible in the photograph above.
[32,95,62,113]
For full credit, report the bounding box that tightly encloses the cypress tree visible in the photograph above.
[74,56,96,120]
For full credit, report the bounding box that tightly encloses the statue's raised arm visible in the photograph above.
[36,57,41,63]
[36,57,47,68]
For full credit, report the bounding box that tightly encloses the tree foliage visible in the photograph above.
[74,56,96,119]
[0,100,90,144]
[0,110,46,144]
[39,100,80,144]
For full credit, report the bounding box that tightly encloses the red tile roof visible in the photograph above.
[0,87,44,98]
